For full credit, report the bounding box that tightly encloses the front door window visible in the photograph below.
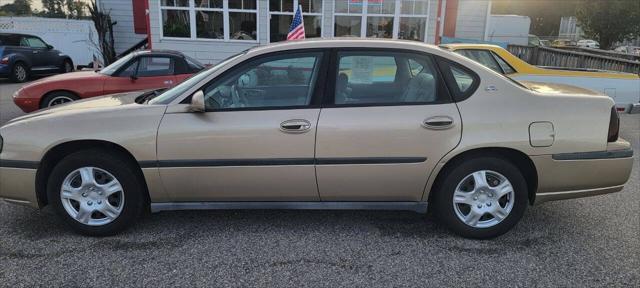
[201,52,323,110]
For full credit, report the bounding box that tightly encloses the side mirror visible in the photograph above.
[130,75,138,81]
[46,44,53,50]
[189,90,206,113]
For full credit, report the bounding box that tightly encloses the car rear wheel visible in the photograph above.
[433,157,528,239]
[10,62,28,83]
[41,91,79,108]
[47,150,145,236]
[62,59,74,73]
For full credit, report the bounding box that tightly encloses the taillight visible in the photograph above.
[607,106,620,142]
[0,57,8,65]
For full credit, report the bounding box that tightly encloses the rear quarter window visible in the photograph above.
[436,58,480,102]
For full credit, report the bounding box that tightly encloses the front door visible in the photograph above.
[156,51,327,201]
[103,56,178,94]
[315,50,463,201]
[19,36,50,71]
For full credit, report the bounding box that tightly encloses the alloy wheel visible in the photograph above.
[60,167,125,226]
[452,170,515,228]
[14,65,27,82]
[48,96,74,107]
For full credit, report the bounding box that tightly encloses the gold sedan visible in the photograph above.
[0,40,633,238]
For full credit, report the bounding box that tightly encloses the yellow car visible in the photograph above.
[440,44,640,110]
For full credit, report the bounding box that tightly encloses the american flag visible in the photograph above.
[287,5,305,40]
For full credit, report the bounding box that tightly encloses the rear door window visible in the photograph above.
[491,52,517,74]
[455,49,503,74]
[333,51,448,105]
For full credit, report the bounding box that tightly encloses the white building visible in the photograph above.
[99,0,492,64]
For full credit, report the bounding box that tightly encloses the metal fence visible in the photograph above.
[507,45,640,74]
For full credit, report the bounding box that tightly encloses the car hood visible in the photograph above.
[518,80,606,96]
[25,70,105,86]
[5,90,152,125]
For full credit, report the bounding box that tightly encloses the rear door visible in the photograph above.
[103,56,178,94]
[315,49,463,201]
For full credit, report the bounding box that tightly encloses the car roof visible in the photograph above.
[438,43,504,50]
[243,38,448,57]
[0,33,37,38]
[133,50,186,58]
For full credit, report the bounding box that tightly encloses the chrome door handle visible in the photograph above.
[280,119,311,133]
[422,116,454,130]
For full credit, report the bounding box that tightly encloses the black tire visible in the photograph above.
[432,156,528,239]
[61,59,74,73]
[10,62,29,83]
[47,149,146,236]
[41,91,79,109]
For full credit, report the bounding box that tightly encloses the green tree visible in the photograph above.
[41,0,67,18]
[0,0,33,16]
[576,0,640,49]
[66,0,86,19]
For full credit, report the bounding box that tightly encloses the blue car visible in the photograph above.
[0,33,74,83]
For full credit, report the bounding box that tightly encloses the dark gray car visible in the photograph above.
[0,33,74,83]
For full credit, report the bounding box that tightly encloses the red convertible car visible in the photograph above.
[13,50,204,112]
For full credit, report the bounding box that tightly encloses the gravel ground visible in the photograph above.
[0,80,638,287]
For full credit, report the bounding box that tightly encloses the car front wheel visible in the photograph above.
[433,156,528,239]
[41,91,79,108]
[47,150,145,236]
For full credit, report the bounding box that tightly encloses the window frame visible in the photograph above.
[455,49,504,74]
[135,56,177,77]
[323,48,454,108]
[21,36,48,49]
[489,51,517,75]
[181,49,331,112]
[112,55,178,78]
[333,0,431,42]
[435,57,480,102]
[268,0,324,43]
[159,0,259,43]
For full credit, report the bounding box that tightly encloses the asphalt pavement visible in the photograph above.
[0,78,638,287]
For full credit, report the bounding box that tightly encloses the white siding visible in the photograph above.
[454,0,491,40]
[98,0,147,54]
[147,0,483,64]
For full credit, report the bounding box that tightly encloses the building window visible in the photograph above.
[269,0,323,42]
[161,0,258,41]
[161,0,191,38]
[334,0,430,42]
[398,0,429,42]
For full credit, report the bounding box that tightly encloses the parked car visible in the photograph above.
[0,33,74,83]
[528,34,542,46]
[12,50,205,112]
[539,40,552,47]
[613,45,640,56]
[0,40,633,239]
[551,39,576,47]
[577,39,600,49]
[440,44,640,110]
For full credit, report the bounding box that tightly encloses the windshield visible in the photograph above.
[99,54,135,76]
[149,52,246,105]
